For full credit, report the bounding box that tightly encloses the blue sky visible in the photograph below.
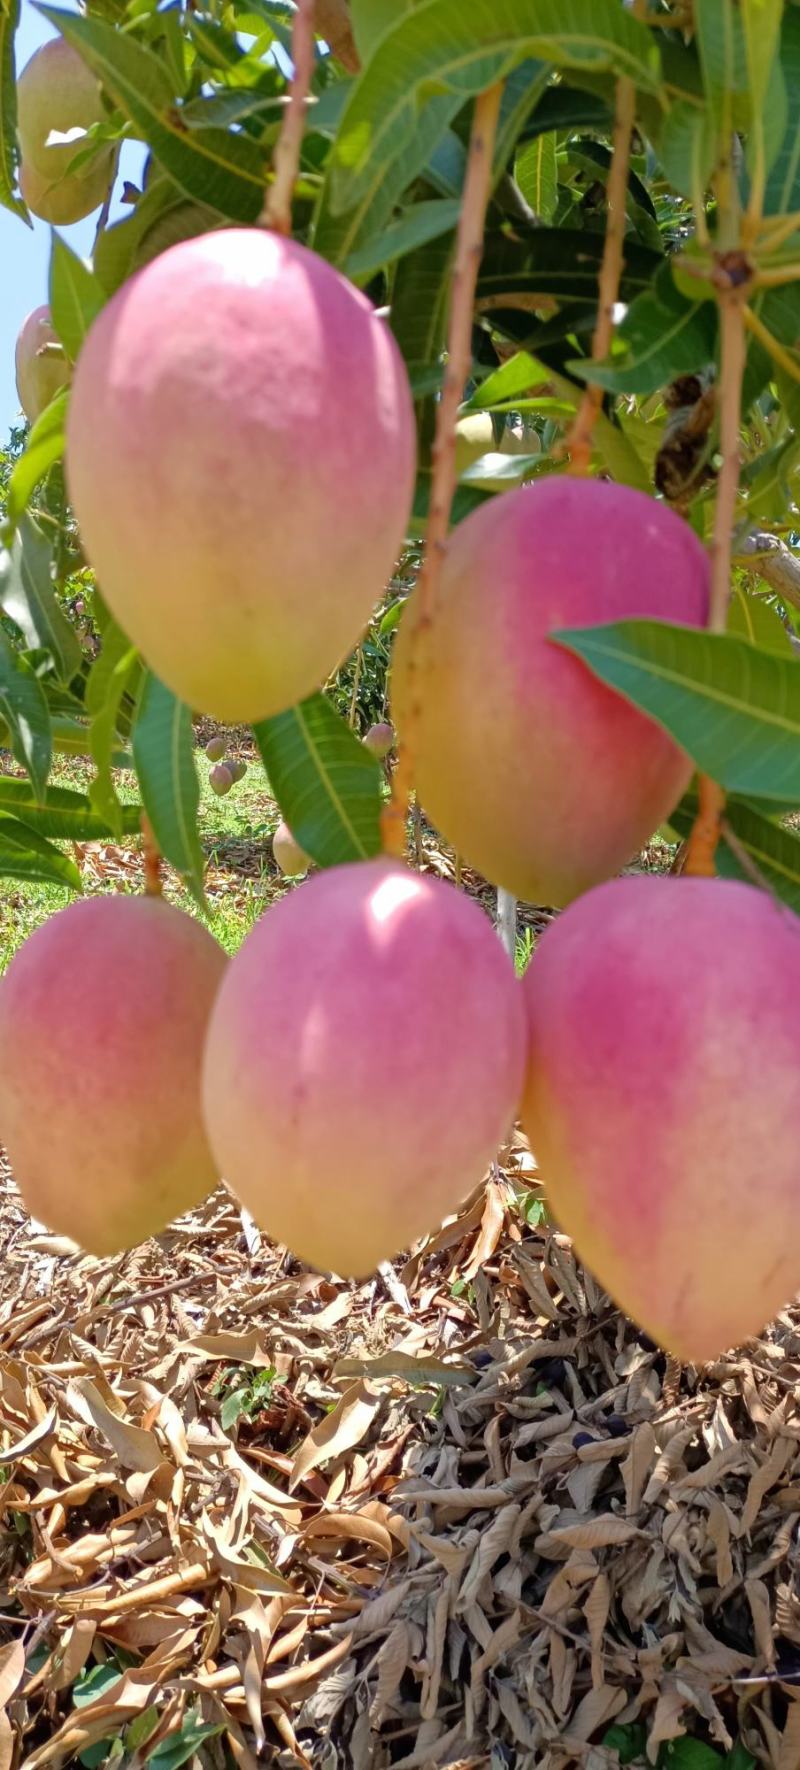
[1,0,141,435]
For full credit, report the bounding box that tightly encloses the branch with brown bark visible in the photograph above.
[736,529,800,615]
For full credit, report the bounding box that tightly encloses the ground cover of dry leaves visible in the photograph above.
[1,1130,800,1770]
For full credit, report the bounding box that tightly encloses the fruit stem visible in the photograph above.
[382,82,504,859]
[262,0,316,234]
[566,69,636,475]
[141,813,163,897]
[685,242,748,879]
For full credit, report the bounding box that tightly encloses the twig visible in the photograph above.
[382,82,504,858]
[685,270,748,879]
[141,813,163,898]
[262,0,316,234]
[566,72,636,473]
[348,646,363,728]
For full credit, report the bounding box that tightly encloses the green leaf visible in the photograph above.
[0,0,25,219]
[0,774,140,839]
[411,470,491,532]
[478,227,660,310]
[603,1723,648,1766]
[725,1746,757,1770]
[48,234,106,363]
[695,0,749,137]
[553,618,800,804]
[728,584,793,655]
[658,1743,723,1770]
[670,792,800,914]
[132,672,205,900]
[0,516,81,683]
[351,0,418,62]
[519,81,612,139]
[0,631,51,798]
[253,692,383,867]
[392,229,454,460]
[659,99,716,203]
[0,813,81,890]
[73,1665,123,1710]
[144,1716,224,1769]
[220,1388,249,1432]
[569,261,716,394]
[41,8,265,222]
[86,621,140,836]
[4,390,68,530]
[516,130,558,221]
[764,8,800,217]
[315,92,462,265]
[329,0,660,216]
[465,350,576,414]
[343,197,460,281]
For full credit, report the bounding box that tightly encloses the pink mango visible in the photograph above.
[521,876,800,1361]
[15,305,70,423]
[391,478,709,905]
[363,721,395,758]
[66,230,416,722]
[203,858,525,1275]
[0,896,227,1255]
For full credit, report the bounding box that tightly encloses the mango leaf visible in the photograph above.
[464,349,574,413]
[654,99,716,204]
[48,233,106,362]
[132,672,205,901]
[343,197,460,281]
[728,584,794,654]
[764,7,800,217]
[670,792,800,914]
[392,229,454,460]
[553,618,800,804]
[0,774,141,840]
[329,0,659,217]
[0,631,51,799]
[351,0,418,62]
[0,0,25,219]
[4,390,68,530]
[741,0,785,171]
[478,227,660,310]
[411,470,490,532]
[519,82,612,139]
[0,516,81,683]
[145,1718,225,1770]
[695,0,749,135]
[516,130,558,220]
[569,261,716,394]
[254,692,383,867]
[86,620,140,835]
[41,7,265,222]
[315,92,462,265]
[0,813,81,890]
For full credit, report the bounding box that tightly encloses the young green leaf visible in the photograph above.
[4,389,68,530]
[343,198,460,281]
[254,692,383,867]
[516,130,558,220]
[86,619,140,835]
[0,515,81,683]
[40,7,265,222]
[48,233,106,362]
[0,0,26,220]
[764,7,800,217]
[553,619,800,804]
[132,672,205,901]
[569,262,716,395]
[0,629,51,798]
[0,813,81,890]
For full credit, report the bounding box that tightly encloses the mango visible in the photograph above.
[15,305,69,423]
[391,478,709,905]
[202,858,525,1275]
[521,876,800,1361]
[0,896,226,1255]
[272,821,310,877]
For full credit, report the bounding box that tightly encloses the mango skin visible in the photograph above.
[363,721,394,758]
[0,896,227,1255]
[272,821,310,877]
[66,229,417,722]
[17,38,107,176]
[15,305,69,423]
[521,876,800,1362]
[20,154,111,225]
[391,478,710,906]
[202,858,525,1276]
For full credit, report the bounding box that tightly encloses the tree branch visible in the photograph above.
[736,530,800,615]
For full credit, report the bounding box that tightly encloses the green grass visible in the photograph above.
[0,739,285,972]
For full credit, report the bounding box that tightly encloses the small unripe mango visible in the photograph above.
[0,896,226,1255]
[202,859,525,1276]
[19,154,111,225]
[17,37,108,179]
[363,721,394,759]
[205,736,227,762]
[272,821,310,876]
[392,478,709,906]
[521,877,800,1362]
[15,305,70,423]
[66,230,416,722]
[455,412,494,476]
[210,764,234,796]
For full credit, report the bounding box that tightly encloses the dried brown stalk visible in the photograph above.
[263,0,317,234]
[382,82,504,858]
